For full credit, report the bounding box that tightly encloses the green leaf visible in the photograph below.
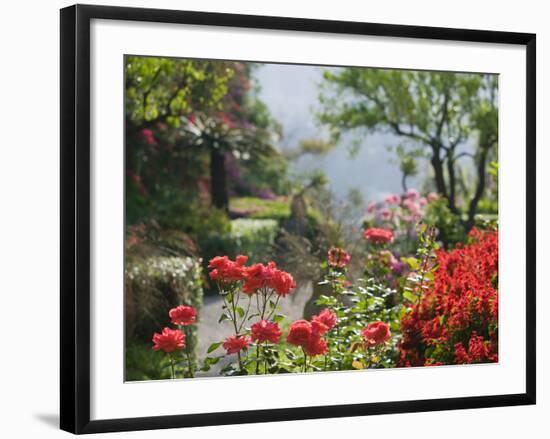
[403,290,418,303]
[236,306,245,318]
[207,342,222,354]
[273,314,285,323]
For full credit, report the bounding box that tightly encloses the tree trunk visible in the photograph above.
[465,146,489,231]
[210,148,229,211]
[430,144,448,199]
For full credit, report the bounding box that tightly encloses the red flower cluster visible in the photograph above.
[251,320,282,344]
[398,228,498,367]
[223,335,249,354]
[152,327,185,353]
[362,322,391,346]
[169,305,197,326]
[208,255,249,283]
[327,247,351,268]
[364,227,394,244]
[286,310,336,357]
[243,261,296,297]
[208,256,296,297]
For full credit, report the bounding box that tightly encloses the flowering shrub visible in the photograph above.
[144,218,499,379]
[398,228,498,366]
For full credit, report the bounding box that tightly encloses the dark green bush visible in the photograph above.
[125,256,203,362]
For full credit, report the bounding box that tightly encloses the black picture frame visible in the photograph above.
[60,4,536,434]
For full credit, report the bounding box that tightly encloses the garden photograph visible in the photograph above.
[124,56,499,381]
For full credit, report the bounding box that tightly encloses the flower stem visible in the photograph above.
[169,354,175,379]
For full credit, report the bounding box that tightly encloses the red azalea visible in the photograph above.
[286,320,313,346]
[327,247,351,268]
[311,309,337,334]
[250,320,282,344]
[398,228,498,367]
[222,335,249,354]
[208,255,248,283]
[152,327,185,353]
[363,227,394,244]
[303,335,328,357]
[169,305,197,326]
[362,321,391,346]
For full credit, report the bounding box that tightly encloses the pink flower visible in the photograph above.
[327,247,351,268]
[379,208,392,220]
[385,194,401,205]
[141,128,157,145]
[364,228,394,244]
[405,189,419,200]
[367,202,377,214]
[152,327,185,353]
[222,335,249,354]
[362,322,391,346]
[251,320,282,343]
[169,305,197,326]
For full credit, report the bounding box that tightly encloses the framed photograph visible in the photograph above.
[60,4,536,434]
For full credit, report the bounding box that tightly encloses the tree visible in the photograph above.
[125,57,281,215]
[318,69,498,230]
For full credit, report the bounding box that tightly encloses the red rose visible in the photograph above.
[362,322,391,346]
[208,255,248,283]
[251,320,282,344]
[303,334,328,357]
[270,269,296,297]
[286,320,313,346]
[222,335,249,354]
[311,309,337,334]
[152,327,185,353]
[363,228,394,244]
[327,247,351,268]
[243,261,296,297]
[169,305,197,326]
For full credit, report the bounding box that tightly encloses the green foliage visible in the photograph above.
[125,56,233,126]
[125,343,172,381]
[424,197,467,247]
[125,256,203,352]
[229,197,290,220]
[318,68,498,228]
[230,219,279,263]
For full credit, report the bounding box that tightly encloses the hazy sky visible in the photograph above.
[254,63,423,205]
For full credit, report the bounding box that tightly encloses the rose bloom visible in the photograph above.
[270,269,296,297]
[303,335,328,357]
[286,320,313,346]
[222,335,249,354]
[152,327,185,353]
[208,255,248,283]
[169,305,197,326]
[251,320,282,343]
[362,322,391,346]
[311,309,337,334]
[363,227,394,244]
[327,247,351,268]
[243,261,296,297]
